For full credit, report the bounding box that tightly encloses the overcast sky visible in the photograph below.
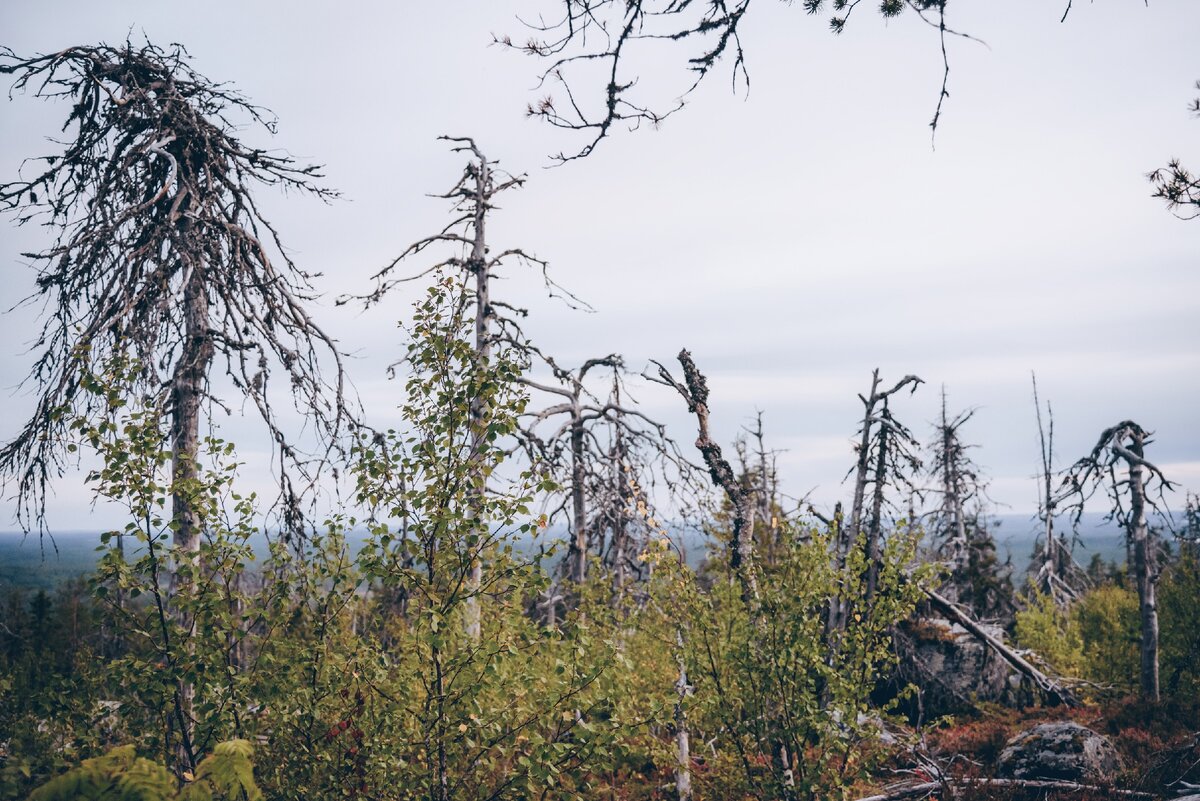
[1,1,1197,535]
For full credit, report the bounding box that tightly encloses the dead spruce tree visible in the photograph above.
[0,44,350,530]
[652,350,760,604]
[925,389,1015,622]
[1062,421,1175,700]
[830,383,1069,708]
[0,42,351,768]
[844,369,916,623]
[735,412,789,571]
[832,370,922,636]
[518,352,696,617]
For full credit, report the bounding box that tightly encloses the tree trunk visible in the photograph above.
[853,777,1154,801]
[610,434,629,596]
[171,263,212,585]
[464,157,491,644]
[570,418,587,584]
[940,396,968,576]
[671,350,758,604]
[1126,436,1160,701]
[674,631,692,801]
[169,259,213,770]
[865,407,889,603]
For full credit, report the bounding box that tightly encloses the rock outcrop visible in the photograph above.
[895,616,1017,716]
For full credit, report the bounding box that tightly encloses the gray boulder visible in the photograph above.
[897,616,1016,716]
[997,721,1123,783]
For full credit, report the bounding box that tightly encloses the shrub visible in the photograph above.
[1160,551,1200,697]
[1074,585,1140,692]
[1014,590,1084,677]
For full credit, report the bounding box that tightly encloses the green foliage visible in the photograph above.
[0,581,110,799]
[69,363,271,769]
[327,271,617,800]
[1160,550,1200,697]
[954,522,1016,623]
[1075,584,1141,692]
[1014,590,1083,677]
[28,740,260,801]
[646,522,927,800]
[1019,560,1199,701]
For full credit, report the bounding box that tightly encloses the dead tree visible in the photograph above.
[673,629,693,801]
[852,775,1153,801]
[923,389,1015,622]
[0,42,353,768]
[499,0,967,160]
[0,44,352,540]
[927,388,975,574]
[654,350,810,797]
[1062,421,1175,700]
[735,412,790,570]
[522,355,626,583]
[652,349,759,604]
[1028,374,1087,605]
[832,370,922,634]
[923,587,1078,707]
[519,354,695,616]
[1183,492,1200,559]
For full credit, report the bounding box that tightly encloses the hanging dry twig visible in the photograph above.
[499,0,976,160]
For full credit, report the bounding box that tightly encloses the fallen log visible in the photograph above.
[855,776,1155,801]
[923,588,1080,707]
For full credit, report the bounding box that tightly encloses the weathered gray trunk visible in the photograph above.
[837,380,877,636]
[738,480,759,602]
[1066,421,1165,699]
[1032,380,1084,605]
[464,157,490,644]
[571,420,587,584]
[673,351,758,605]
[171,264,212,578]
[674,631,692,801]
[846,373,878,557]
[610,435,629,595]
[169,259,213,768]
[1126,438,1160,700]
[940,401,968,575]
[865,410,889,602]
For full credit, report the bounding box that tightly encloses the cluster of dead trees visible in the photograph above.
[0,39,1189,798]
